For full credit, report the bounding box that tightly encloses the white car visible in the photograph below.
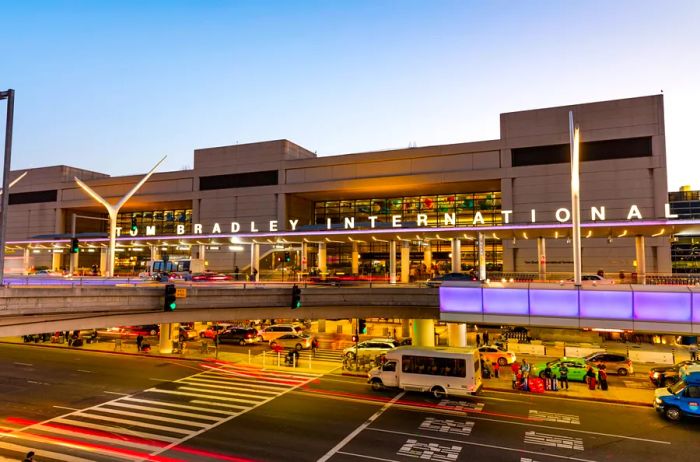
[270,334,313,351]
[260,324,304,342]
[344,339,398,360]
[566,274,615,285]
[477,345,517,366]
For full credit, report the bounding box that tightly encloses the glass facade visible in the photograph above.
[669,190,700,273]
[117,209,192,235]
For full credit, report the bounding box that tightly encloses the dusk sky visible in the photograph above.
[2,0,699,189]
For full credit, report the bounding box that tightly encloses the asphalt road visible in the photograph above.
[0,344,696,462]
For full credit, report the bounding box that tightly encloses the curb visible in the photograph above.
[483,385,652,407]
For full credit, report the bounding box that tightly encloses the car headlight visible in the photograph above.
[654,398,662,405]
[652,372,660,378]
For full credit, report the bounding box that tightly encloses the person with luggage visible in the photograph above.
[476,333,481,347]
[543,364,553,391]
[558,363,569,390]
[511,361,521,389]
[585,366,597,390]
[483,331,490,345]
[492,360,500,379]
[598,364,608,391]
[520,359,531,391]
[136,334,144,352]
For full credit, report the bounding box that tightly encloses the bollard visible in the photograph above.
[248,350,251,364]
[262,351,266,369]
[278,351,281,367]
[309,355,312,370]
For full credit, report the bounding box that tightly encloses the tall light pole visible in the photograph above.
[569,110,582,286]
[0,89,15,286]
[74,156,166,277]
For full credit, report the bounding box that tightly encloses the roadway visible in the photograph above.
[0,343,697,462]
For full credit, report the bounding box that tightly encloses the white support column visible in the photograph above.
[447,323,467,347]
[159,323,173,354]
[301,241,308,273]
[99,248,107,276]
[70,251,79,276]
[253,243,260,281]
[478,232,486,281]
[635,235,646,285]
[537,237,547,281]
[318,242,327,278]
[412,319,435,347]
[351,241,359,275]
[389,240,397,284]
[198,244,206,262]
[400,240,410,283]
[23,247,30,275]
[52,251,62,272]
[150,244,160,262]
[451,238,461,273]
[423,241,432,278]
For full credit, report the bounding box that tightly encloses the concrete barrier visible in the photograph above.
[628,350,675,364]
[507,342,546,356]
[564,347,604,358]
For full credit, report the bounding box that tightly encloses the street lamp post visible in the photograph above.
[569,110,582,286]
[0,89,15,286]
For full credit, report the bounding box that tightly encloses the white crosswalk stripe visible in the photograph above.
[528,410,581,425]
[523,431,584,451]
[0,364,320,462]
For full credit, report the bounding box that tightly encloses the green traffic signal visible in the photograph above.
[164,284,177,312]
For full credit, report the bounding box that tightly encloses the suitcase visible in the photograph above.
[72,338,83,347]
[588,377,597,390]
[551,379,558,391]
[600,380,608,391]
[141,342,151,351]
[528,378,544,393]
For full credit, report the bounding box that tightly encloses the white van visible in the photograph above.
[367,346,482,398]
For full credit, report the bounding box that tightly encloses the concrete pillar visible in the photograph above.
[318,242,327,278]
[635,235,646,285]
[23,248,31,275]
[252,243,260,281]
[52,251,62,272]
[423,241,432,278]
[301,241,308,273]
[99,248,107,276]
[159,323,174,354]
[351,241,359,275]
[412,319,435,347]
[537,237,547,281]
[69,251,79,276]
[478,232,486,281]
[451,238,461,273]
[150,245,160,262]
[447,323,467,347]
[400,241,410,283]
[401,319,410,338]
[389,240,397,284]
[198,244,206,262]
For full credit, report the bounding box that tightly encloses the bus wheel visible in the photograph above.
[370,379,384,391]
[431,386,447,399]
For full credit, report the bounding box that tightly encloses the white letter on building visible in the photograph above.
[627,205,643,220]
[531,209,537,223]
[344,217,355,229]
[392,215,402,227]
[665,203,679,218]
[212,222,221,234]
[129,228,138,237]
[288,219,299,230]
[591,206,606,221]
[501,210,512,224]
[194,223,203,234]
[116,227,122,237]
[269,220,278,232]
[176,225,185,235]
[230,222,240,233]
[444,213,455,226]
[417,213,428,227]
[368,216,378,228]
[250,221,259,232]
[146,225,156,236]
[555,208,571,223]
[473,212,485,225]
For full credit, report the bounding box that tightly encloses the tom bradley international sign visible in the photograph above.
[115,203,681,237]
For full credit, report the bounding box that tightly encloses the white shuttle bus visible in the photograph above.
[367,346,482,398]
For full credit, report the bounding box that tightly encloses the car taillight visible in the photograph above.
[626,359,632,365]
[246,333,252,338]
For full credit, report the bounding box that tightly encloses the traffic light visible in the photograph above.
[164,284,177,311]
[131,217,138,232]
[284,251,291,263]
[290,284,302,309]
[70,238,80,254]
[358,319,367,335]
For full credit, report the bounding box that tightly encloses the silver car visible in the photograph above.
[270,333,313,351]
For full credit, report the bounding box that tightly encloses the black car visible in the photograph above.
[649,360,700,387]
[426,272,477,288]
[218,328,259,346]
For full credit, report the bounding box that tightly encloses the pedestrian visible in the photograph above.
[492,360,500,379]
[690,343,698,361]
[585,366,597,390]
[520,359,530,391]
[559,363,569,390]
[511,361,520,389]
[598,365,608,391]
[136,334,144,352]
[23,451,35,462]
[312,337,319,357]
[234,266,240,280]
[252,267,258,281]
[543,363,553,391]
[483,331,490,345]
[476,333,481,347]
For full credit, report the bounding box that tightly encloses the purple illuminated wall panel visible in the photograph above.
[483,288,528,315]
[440,286,483,313]
[529,289,579,317]
[693,293,700,323]
[633,292,691,322]
[580,291,633,320]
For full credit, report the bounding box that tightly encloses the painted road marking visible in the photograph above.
[103,391,129,396]
[120,397,234,414]
[76,369,94,373]
[524,431,584,451]
[419,417,474,436]
[68,411,193,434]
[398,439,462,461]
[13,362,33,366]
[53,417,179,443]
[521,459,542,462]
[438,399,484,413]
[52,405,80,411]
[104,401,220,420]
[529,410,581,425]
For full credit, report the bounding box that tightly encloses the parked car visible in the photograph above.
[343,339,398,360]
[270,333,313,351]
[531,357,598,382]
[649,360,700,388]
[584,352,633,376]
[199,324,232,339]
[565,274,615,285]
[426,272,477,288]
[260,324,304,342]
[192,272,233,282]
[218,327,259,346]
[478,345,517,366]
[178,326,198,342]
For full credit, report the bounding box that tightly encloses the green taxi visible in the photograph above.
[531,357,598,382]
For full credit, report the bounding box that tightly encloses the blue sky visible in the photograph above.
[1,0,699,189]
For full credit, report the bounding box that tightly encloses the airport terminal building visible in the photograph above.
[5,94,679,279]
